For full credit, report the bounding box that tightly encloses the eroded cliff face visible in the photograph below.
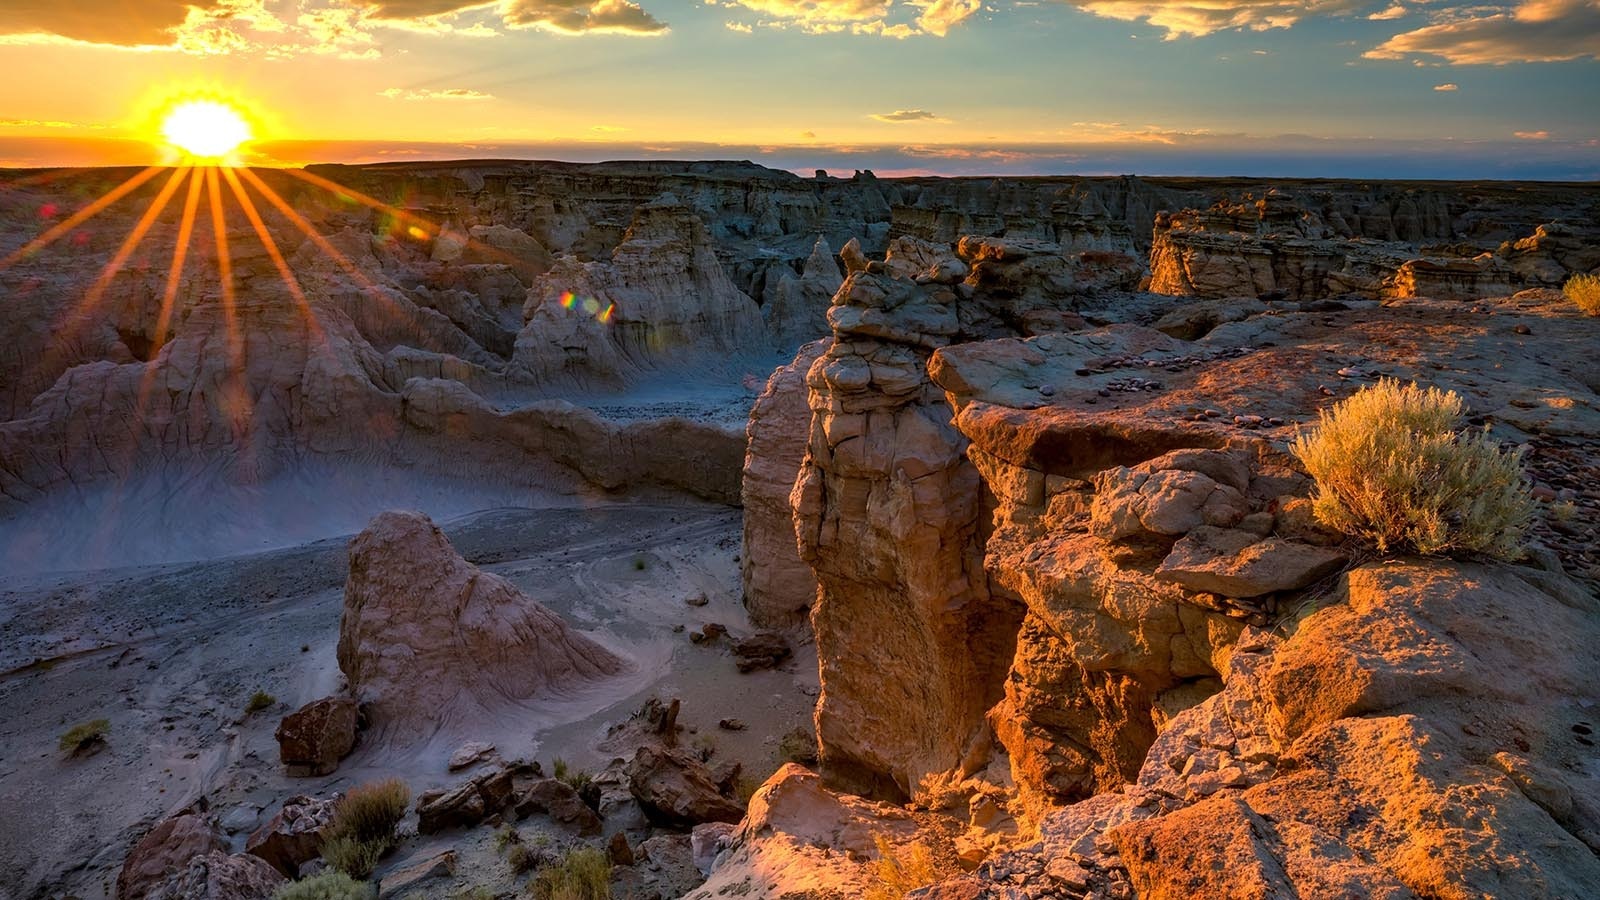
[1149,187,1600,302]
[760,224,1600,895]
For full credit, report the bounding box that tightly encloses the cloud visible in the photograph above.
[1515,129,1551,138]
[380,87,495,100]
[1433,81,1459,90]
[1365,0,1600,64]
[0,0,218,47]
[1368,4,1407,20]
[503,0,669,33]
[1057,0,1366,38]
[915,0,983,35]
[870,108,949,122]
[730,0,974,35]
[725,19,754,29]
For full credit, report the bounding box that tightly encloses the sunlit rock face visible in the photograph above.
[790,235,1155,800]
[338,510,626,736]
[790,265,1600,894]
[1149,186,1600,302]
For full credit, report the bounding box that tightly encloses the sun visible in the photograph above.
[161,100,252,160]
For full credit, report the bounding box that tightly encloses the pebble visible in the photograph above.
[1513,324,1532,335]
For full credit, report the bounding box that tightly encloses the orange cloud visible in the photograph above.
[1365,0,1600,64]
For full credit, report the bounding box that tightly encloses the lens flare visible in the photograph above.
[161,100,252,160]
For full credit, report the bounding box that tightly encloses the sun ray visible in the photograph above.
[0,165,165,272]
[281,167,440,239]
[72,166,193,321]
[234,167,409,321]
[221,166,324,342]
[131,167,206,427]
[205,166,254,441]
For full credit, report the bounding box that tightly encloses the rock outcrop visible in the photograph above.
[119,809,229,900]
[274,696,359,776]
[741,340,828,628]
[337,510,626,735]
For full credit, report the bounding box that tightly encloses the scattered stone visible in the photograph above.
[245,794,338,878]
[376,850,457,900]
[732,632,793,672]
[626,746,746,826]
[447,741,498,771]
[514,778,602,836]
[119,810,229,900]
[274,696,359,777]
[718,718,747,731]
[608,831,636,866]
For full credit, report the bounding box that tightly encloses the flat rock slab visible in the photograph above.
[1156,527,1347,598]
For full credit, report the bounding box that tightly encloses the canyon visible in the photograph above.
[0,160,1597,900]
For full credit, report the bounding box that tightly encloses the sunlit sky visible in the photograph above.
[0,0,1596,177]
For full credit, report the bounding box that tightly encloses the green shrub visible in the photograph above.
[778,728,818,765]
[245,691,276,715]
[506,842,541,874]
[551,758,592,793]
[1565,272,1600,316]
[864,835,936,900]
[1290,378,1533,559]
[59,719,109,754]
[271,871,371,900]
[319,835,387,880]
[320,779,410,879]
[527,847,610,900]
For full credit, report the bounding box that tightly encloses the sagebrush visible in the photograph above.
[271,871,371,900]
[527,846,610,900]
[1290,378,1533,559]
[319,779,410,878]
[864,835,936,900]
[1565,272,1600,316]
[59,719,109,753]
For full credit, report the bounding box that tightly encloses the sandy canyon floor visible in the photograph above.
[0,500,818,897]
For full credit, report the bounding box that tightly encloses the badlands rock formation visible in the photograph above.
[712,175,1599,894]
[338,510,625,734]
[1149,187,1600,302]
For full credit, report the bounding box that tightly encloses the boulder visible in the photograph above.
[1155,527,1348,598]
[274,697,359,777]
[515,778,602,835]
[612,835,701,900]
[143,851,285,900]
[338,510,626,736]
[626,746,745,827]
[447,741,498,771]
[377,850,457,899]
[118,810,229,900]
[245,794,338,877]
[732,632,793,673]
[416,782,487,834]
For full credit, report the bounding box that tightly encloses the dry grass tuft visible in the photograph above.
[1290,378,1533,560]
[59,719,110,754]
[527,846,611,900]
[270,870,371,900]
[1565,273,1600,316]
[319,779,410,879]
[864,835,937,900]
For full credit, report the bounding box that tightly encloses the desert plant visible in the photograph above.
[59,719,109,754]
[506,842,542,874]
[864,835,936,900]
[319,778,410,878]
[271,871,372,900]
[1290,378,1533,559]
[527,846,611,900]
[778,727,818,765]
[1565,272,1600,316]
[551,758,592,793]
[495,826,523,852]
[245,691,276,715]
[318,835,387,881]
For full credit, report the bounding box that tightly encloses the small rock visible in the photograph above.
[608,831,636,866]
[1513,324,1532,335]
[275,697,358,778]
[732,632,792,673]
[448,741,497,772]
[686,593,709,607]
[718,718,747,731]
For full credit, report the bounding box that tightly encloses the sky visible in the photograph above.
[0,0,1596,177]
